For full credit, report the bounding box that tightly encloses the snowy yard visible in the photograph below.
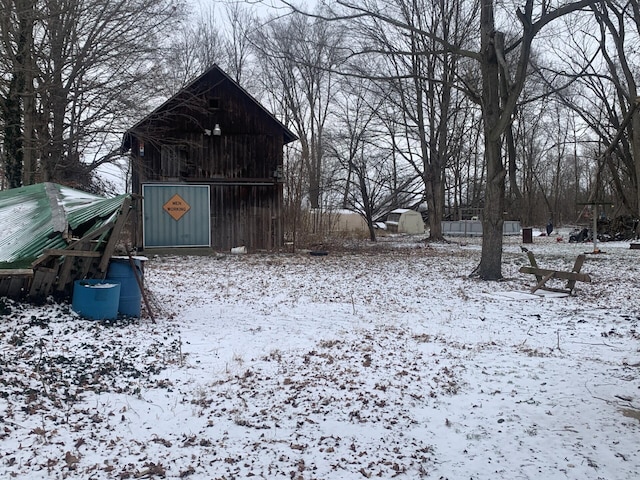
[1,234,639,479]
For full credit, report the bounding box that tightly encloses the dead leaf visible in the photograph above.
[64,451,80,468]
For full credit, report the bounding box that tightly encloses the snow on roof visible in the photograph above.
[0,183,128,268]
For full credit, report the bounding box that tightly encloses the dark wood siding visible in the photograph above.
[209,184,282,250]
[136,133,282,182]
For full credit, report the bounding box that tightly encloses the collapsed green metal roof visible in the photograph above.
[0,183,129,269]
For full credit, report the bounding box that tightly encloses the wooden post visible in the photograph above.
[99,197,132,273]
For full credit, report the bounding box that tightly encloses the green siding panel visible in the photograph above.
[142,184,211,248]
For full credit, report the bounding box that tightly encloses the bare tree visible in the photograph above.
[349,0,477,240]
[0,0,184,191]
[150,2,259,98]
[253,9,345,209]
[279,0,596,278]
[327,75,388,241]
[150,23,206,98]
[222,2,257,86]
[281,145,306,250]
[0,0,35,187]
[552,0,640,218]
[472,0,598,279]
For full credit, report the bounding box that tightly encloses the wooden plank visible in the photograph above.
[43,249,102,258]
[525,251,542,282]
[566,254,586,291]
[67,222,115,248]
[537,286,572,294]
[571,254,586,273]
[0,277,9,297]
[1,276,28,297]
[531,272,555,293]
[30,254,55,269]
[29,267,58,298]
[126,246,155,323]
[56,256,76,292]
[79,256,96,279]
[0,270,34,297]
[30,222,116,268]
[0,269,33,275]
[98,196,132,273]
[8,276,29,297]
[519,266,591,283]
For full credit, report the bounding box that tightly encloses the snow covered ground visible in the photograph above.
[1,232,639,479]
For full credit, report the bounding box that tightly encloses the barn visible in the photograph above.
[122,65,297,252]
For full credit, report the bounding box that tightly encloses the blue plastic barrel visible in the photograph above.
[72,280,121,320]
[107,258,143,317]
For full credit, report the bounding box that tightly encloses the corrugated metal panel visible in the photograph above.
[142,184,211,248]
[441,220,522,237]
[58,185,127,229]
[0,183,128,268]
[0,184,62,268]
[67,195,127,231]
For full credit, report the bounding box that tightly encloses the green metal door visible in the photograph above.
[142,184,211,248]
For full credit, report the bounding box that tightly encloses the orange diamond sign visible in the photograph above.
[163,193,191,221]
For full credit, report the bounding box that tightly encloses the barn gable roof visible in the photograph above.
[123,64,297,150]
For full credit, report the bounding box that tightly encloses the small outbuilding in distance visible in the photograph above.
[385,208,425,234]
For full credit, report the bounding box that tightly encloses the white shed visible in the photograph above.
[385,209,425,234]
[333,210,369,233]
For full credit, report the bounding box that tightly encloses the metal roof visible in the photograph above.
[0,183,128,269]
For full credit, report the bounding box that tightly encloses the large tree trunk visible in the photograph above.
[20,0,35,185]
[1,0,33,188]
[2,76,23,188]
[479,0,505,280]
[424,167,444,240]
[633,113,640,216]
[480,135,506,279]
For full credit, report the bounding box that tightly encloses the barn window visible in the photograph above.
[209,97,220,109]
[161,145,180,177]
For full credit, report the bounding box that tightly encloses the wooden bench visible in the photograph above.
[519,251,591,295]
